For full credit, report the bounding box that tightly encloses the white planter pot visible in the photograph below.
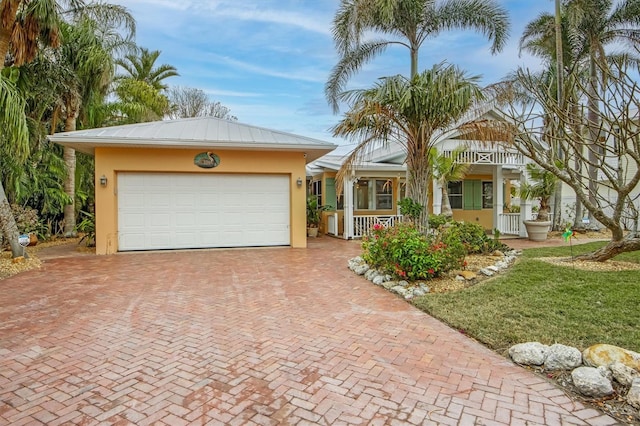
[307,227,319,238]
[523,220,551,241]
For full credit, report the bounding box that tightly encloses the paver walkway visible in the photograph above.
[0,237,616,425]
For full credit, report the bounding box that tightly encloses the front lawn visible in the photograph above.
[412,242,640,354]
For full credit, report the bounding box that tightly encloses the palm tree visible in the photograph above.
[56,10,134,235]
[429,146,470,219]
[518,7,578,230]
[325,0,510,112]
[332,62,483,229]
[0,76,30,257]
[564,0,640,226]
[116,47,178,91]
[518,164,559,223]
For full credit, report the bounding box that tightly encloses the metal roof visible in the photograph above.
[48,116,337,162]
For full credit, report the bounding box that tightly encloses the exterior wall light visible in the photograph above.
[296,177,303,187]
[100,175,108,187]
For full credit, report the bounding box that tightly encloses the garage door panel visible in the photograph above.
[118,173,290,251]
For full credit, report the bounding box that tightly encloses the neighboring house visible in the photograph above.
[49,116,336,254]
[308,106,535,239]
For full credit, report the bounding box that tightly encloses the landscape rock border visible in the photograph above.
[347,248,520,299]
[509,342,640,419]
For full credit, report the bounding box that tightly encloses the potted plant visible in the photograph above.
[306,195,323,237]
[519,163,559,241]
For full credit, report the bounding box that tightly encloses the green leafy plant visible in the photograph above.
[397,197,423,223]
[362,223,465,280]
[306,195,325,228]
[518,163,559,222]
[443,221,507,254]
[428,214,451,229]
[76,211,96,247]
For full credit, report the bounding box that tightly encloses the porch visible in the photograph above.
[327,212,526,239]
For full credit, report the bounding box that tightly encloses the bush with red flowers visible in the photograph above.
[362,223,465,280]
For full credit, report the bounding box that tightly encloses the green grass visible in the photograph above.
[413,242,640,355]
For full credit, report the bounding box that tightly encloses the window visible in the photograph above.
[482,181,493,209]
[311,180,322,206]
[448,181,463,209]
[455,180,494,210]
[355,179,369,209]
[376,180,393,210]
[354,179,394,210]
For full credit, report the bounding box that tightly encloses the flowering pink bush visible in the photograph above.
[362,223,465,281]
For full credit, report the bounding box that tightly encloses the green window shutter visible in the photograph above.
[463,180,482,210]
[325,178,336,210]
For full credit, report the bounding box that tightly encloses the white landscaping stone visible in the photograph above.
[479,268,494,277]
[571,367,614,398]
[364,269,377,281]
[509,342,549,366]
[371,274,385,285]
[353,264,369,275]
[627,378,640,409]
[544,344,582,370]
[610,362,640,387]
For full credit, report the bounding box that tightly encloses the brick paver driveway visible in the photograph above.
[0,238,615,425]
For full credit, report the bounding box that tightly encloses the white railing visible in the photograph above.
[327,213,339,236]
[443,150,525,166]
[352,215,403,238]
[498,213,520,235]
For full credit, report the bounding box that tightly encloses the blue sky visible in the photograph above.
[111,1,552,144]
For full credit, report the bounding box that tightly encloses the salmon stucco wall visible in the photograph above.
[94,147,308,255]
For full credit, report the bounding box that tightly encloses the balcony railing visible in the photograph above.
[442,150,525,166]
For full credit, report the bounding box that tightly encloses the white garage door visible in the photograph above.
[117,173,290,251]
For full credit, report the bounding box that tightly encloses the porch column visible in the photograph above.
[432,178,442,215]
[519,166,532,237]
[493,165,503,232]
[343,177,354,239]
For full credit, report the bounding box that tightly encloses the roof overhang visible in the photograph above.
[48,136,336,162]
[47,117,337,163]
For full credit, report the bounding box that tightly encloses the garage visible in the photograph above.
[49,116,336,254]
[118,173,290,251]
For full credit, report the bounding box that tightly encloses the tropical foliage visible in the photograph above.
[362,223,465,280]
[0,0,187,257]
[327,0,510,230]
[491,0,640,261]
[332,63,484,229]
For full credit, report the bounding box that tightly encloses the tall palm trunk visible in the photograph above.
[405,146,430,231]
[0,1,27,257]
[0,180,27,258]
[551,0,565,231]
[586,57,600,228]
[62,94,80,236]
[440,184,453,218]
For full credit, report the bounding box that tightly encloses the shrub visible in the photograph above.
[362,223,465,280]
[442,221,508,254]
[428,214,451,229]
[397,197,423,222]
[10,204,45,237]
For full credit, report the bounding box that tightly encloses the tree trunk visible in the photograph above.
[0,1,19,72]
[63,146,77,236]
[574,235,640,262]
[62,95,80,237]
[0,179,27,258]
[552,183,562,230]
[586,57,600,229]
[405,149,430,231]
[440,185,453,219]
